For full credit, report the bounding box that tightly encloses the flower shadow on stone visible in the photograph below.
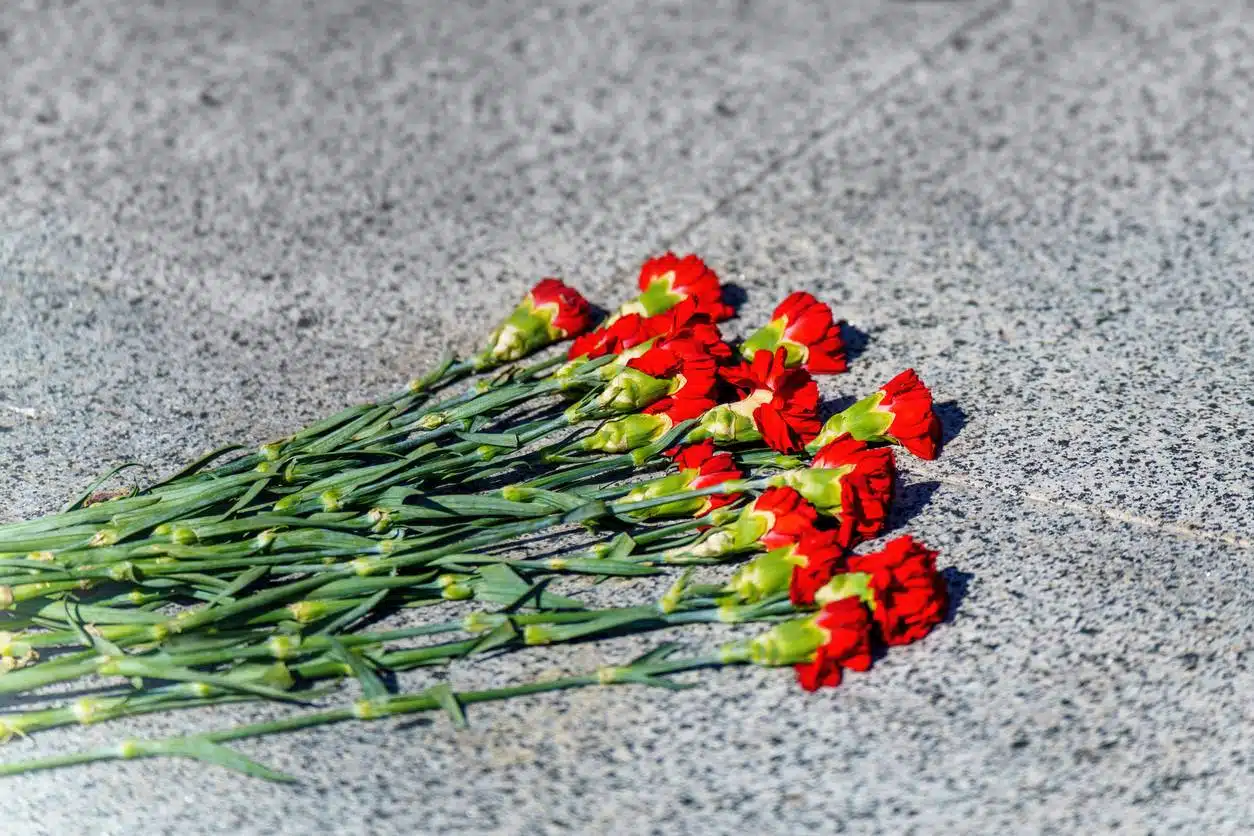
[840,322,870,365]
[934,400,967,447]
[884,479,941,536]
[940,566,973,625]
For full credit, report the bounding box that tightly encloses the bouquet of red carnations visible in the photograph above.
[0,254,948,781]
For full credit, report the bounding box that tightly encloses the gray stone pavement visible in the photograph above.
[2,0,1253,832]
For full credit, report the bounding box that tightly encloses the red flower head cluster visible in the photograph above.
[794,597,874,692]
[741,292,847,375]
[811,434,896,548]
[669,441,743,514]
[568,311,653,361]
[568,255,734,361]
[698,348,820,453]
[529,279,594,339]
[847,536,948,646]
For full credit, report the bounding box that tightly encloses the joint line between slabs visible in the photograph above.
[659,0,1014,249]
[903,468,1254,552]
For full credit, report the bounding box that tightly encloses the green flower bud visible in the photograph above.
[622,472,700,519]
[581,413,672,453]
[596,367,672,413]
[814,572,874,607]
[748,616,827,666]
[441,583,473,601]
[808,391,893,452]
[727,545,801,603]
[689,389,772,445]
[768,468,848,515]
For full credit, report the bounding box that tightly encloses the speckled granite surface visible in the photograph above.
[2,1,1253,833]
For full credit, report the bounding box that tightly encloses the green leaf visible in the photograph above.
[206,565,269,609]
[503,487,587,512]
[63,599,126,657]
[627,673,696,691]
[476,563,529,594]
[562,501,608,524]
[143,445,247,491]
[409,352,456,392]
[326,637,390,700]
[540,557,659,577]
[62,463,144,513]
[628,642,685,667]
[218,475,274,520]
[160,737,297,783]
[455,431,521,448]
[425,683,468,730]
[604,533,637,561]
[470,618,519,654]
[316,588,389,636]
[107,659,310,705]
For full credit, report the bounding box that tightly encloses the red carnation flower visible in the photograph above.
[716,348,821,453]
[877,370,942,460]
[747,486,821,550]
[568,312,653,361]
[644,298,735,362]
[807,368,943,460]
[741,292,847,374]
[669,440,743,514]
[625,338,719,423]
[483,278,595,363]
[794,597,874,692]
[620,439,743,519]
[811,434,897,548]
[529,278,594,339]
[636,252,734,322]
[847,536,947,646]
[787,529,847,606]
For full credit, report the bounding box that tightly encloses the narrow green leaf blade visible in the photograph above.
[326,637,390,700]
[426,683,468,730]
[160,737,297,783]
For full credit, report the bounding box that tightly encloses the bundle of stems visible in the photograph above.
[0,255,953,781]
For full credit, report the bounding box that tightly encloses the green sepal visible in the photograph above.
[595,367,672,413]
[727,546,800,604]
[769,467,848,515]
[747,616,827,666]
[807,391,893,452]
[739,318,786,361]
[815,571,874,608]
